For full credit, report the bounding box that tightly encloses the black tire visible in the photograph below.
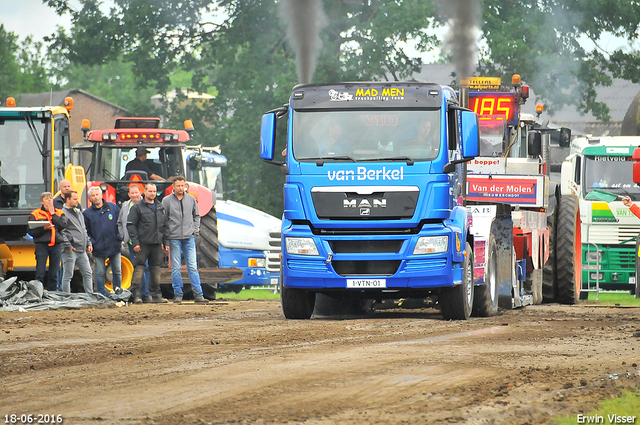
[472,235,499,317]
[198,208,219,300]
[542,201,558,303]
[198,208,219,269]
[556,195,582,304]
[440,242,474,320]
[281,271,315,319]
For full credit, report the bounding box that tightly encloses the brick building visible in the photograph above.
[17,89,127,146]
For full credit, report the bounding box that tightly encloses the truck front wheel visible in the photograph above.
[280,272,315,319]
[440,242,474,320]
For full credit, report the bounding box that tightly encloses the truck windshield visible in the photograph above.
[293,110,440,162]
[478,117,507,156]
[97,146,183,181]
[583,156,640,196]
[0,118,46,209]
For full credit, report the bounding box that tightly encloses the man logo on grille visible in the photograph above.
[343,198,386,208]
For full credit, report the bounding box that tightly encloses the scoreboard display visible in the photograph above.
[468,92,519,126]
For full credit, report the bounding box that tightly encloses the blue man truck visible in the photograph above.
[260,82,533,320]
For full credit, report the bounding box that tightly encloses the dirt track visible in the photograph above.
[1,300,640,425]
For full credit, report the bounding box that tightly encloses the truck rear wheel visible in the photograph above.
[440,242,474,320]
[472,235,499,317]
[281,272,315,319]
[542,201,558,302]
[556,195,582,304]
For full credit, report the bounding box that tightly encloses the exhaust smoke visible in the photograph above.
[441,0,481,81]
[279,0,327,84]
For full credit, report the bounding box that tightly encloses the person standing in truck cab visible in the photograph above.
[125,147,164,181]
[397,118,438,158]
[319,123,349,156]
[28,192,68,291]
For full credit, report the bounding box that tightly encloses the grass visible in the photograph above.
[555,389,640,424]
[216,288,280,300]
[582,292,640,306]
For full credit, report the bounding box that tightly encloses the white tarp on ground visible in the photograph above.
[0,277,131,311]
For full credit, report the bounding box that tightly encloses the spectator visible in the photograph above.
[162,176,207,304]
[60,191,93,293]
[28,192,68,291]
[53,179,73,210]
[127,183,170,304]
[83,187,122,296]
[125,147,164,181]
[118,184,151,302]
[53,179,74,290]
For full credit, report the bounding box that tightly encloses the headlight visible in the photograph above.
[586,251,602,262]
[248,258,266,268]
[285,237,319,255]
[413,236,448,255]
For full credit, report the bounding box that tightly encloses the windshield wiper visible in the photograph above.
[25,116,44,157]
[301,156,357,166]
[371,156,415,165]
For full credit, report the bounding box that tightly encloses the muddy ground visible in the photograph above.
[1,299,640,425]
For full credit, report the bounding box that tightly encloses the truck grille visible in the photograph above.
[266,231,281,273]
[328,240,403,253]
[332,260,401,276]
[588,226,640,244]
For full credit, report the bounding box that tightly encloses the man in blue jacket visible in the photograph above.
[83,186,122,296]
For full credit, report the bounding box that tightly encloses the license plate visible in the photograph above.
[346,279,386,288]
[270,278,279,285]
[630,277,636,284]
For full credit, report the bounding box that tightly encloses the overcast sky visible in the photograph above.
[2,0,76,41]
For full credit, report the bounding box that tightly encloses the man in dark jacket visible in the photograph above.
[28,192,68,291]
[53,179,73,210]
[127,183,170,304]
[83,186,122,296]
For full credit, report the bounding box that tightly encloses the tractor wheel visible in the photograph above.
[472,235,499,317]
[542,197,558,303]
[198,208,219,300]
[556,195,582,304]
[440,242,474,320]
[105,255,134,292]
[198,209,219,269]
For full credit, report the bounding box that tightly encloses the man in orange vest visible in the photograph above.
[28,192,68,291]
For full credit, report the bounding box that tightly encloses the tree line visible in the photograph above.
[1,0,639,217]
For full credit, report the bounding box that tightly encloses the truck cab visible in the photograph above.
[261,83,481,319]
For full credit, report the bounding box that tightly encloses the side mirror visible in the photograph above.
[528,132,542,157]
[633,147,640,185]
[260,113,277,161]
[559,127,571,148]
[560,160,573,195]
[188,153,202,170]
[460,110,479,158]
[57,119,70,136]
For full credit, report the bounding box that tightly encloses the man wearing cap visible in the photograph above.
[125,148,164,181]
